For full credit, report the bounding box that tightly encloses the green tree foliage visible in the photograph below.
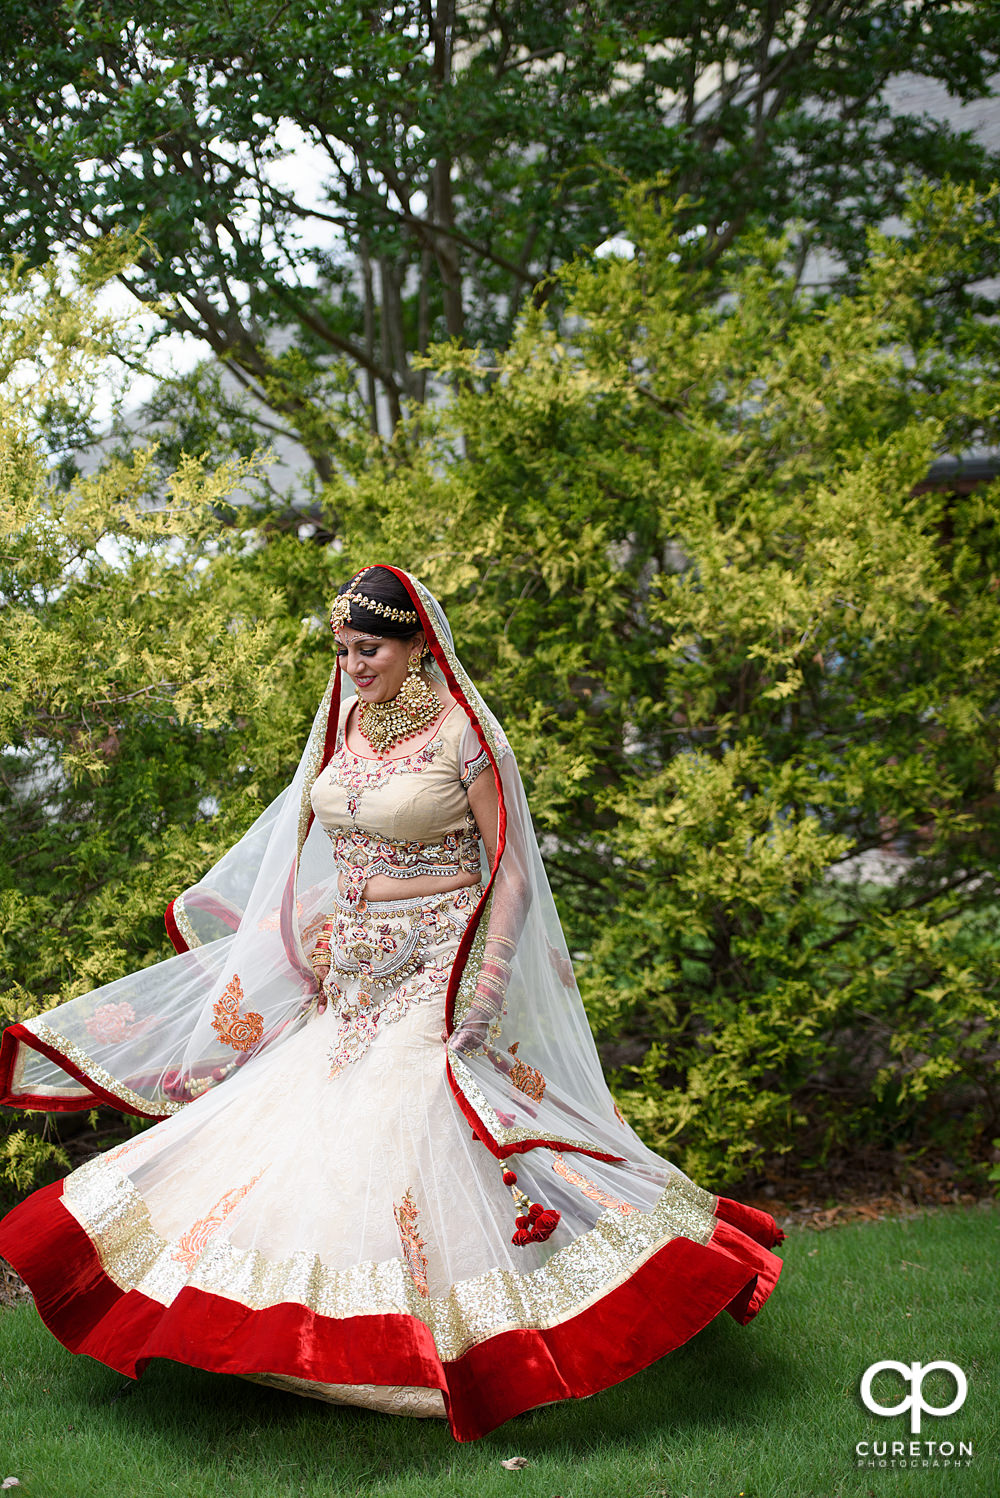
[4,183,1000,1197]
[0,252,340,1192]
[328,180,1000,1184]
[0,1,998,472]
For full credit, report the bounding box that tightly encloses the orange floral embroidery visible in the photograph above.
[105,1134,146,1166]
[393,1188,429,1297]
[172,1172,264,1270]
[613,1101,627,1126]
[258,897,305,932]
[211,974,264,1051]
[507,1040,546,1102]
[551,1154,637,1215]
[301,911,331,945]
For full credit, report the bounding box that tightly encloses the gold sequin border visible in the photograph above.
[408,577,508,766]
[63,1156,718,1364]
[451,894,491,1032]
[241,1371,447,1418]
[448,1052,606,1155]
[298,675,336,864]
[170,895,201,952]
[27,1020,185,1117]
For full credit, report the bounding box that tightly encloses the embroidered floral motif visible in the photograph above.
[328,739,443,821]
[104,1133,147,1165]
[507,1041,546,1102]
[172,1172,265,1270]
[334,913,429,988]
[84,1001,137,1045]
[551,1154,638,1214]
[460,747,490,790]
[258,897,304,932]
[326,886,473,1078]
[211,974,264,1052]
[327,967,449,1079]
[328,825,480,907]
[393,1188,429,1297]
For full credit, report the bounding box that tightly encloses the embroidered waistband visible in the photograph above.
[326,882,482,994]
[332,883,482,917]
[328,824,481,906]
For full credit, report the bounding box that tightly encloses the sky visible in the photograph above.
[93,71,1000,428]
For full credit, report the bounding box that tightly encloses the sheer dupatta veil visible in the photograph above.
[0,568,632,1176]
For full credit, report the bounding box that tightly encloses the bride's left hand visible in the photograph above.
[444,1015,489,1054]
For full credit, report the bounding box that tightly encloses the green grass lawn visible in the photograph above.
[0,1204,996,1498]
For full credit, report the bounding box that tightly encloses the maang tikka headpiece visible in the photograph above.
[329,568,420,632]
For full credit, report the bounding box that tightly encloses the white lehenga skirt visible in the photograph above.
[0,886,783,1441]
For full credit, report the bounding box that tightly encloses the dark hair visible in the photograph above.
[333,566,421,638]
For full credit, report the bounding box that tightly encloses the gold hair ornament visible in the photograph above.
[330,569,419,631]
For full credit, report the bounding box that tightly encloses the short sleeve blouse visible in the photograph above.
[310,701,489,843]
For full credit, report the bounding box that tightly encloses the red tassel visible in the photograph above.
[528,1210,560,1243]
[505,1168,562,1249]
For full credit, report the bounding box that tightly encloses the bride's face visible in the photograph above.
[335,629,425,703]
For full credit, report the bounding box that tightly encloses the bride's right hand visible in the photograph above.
[312,961,331,1013]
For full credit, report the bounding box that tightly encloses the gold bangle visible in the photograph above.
[482,957,512,974]
[487,935,516,950]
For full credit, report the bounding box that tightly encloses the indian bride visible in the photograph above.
[0,565,782,1441]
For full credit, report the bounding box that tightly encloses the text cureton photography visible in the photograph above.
[855,1360,975,1469]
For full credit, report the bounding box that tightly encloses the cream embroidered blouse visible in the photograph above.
[310,701,489,904]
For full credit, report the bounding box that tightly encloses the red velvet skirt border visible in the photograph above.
[0,1023,165,1118]
[0,1182,781,1441]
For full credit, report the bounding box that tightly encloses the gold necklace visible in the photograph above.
[358,671,441,754]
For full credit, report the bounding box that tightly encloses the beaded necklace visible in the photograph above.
[357,673,442,755]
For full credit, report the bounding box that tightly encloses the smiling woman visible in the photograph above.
[0,564,783,1441]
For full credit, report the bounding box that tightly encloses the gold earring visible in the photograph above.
[393,647,437,724]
